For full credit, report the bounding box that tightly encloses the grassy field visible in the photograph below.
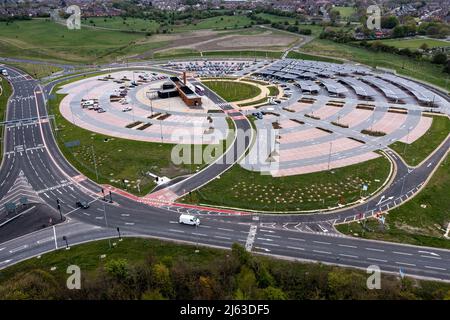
[336,153,450,249]
[5,62,63,79]
[368,38,450,49]
[182,155,391,212]
[301,39,450,91]
[83,16,160,33]
[255,13,297,24]
[172,15,253,32]
[390,116,450,166]
[203,80,262,102]
[1,237,448,300]
[268,86,279,96]
[154,48,201,59]
[333,6,357,19]
[49,78,232,195]
[0,19,164,64]
[0,76,12,162]
[287,51,344,64]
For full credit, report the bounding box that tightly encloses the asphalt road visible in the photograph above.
[0,63,450,283]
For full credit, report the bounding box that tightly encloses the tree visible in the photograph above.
[259,286,287,300]
[151,262,172,297]
[443,59,450,74]
[432,52,448,65]
[419,43,429,51]
[381,16,399,29]
[104,258,130,282]
[231,243,252,267]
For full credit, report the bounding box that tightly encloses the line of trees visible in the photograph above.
[1,242,450,300]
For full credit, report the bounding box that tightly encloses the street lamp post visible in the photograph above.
[56,199,63,221]
[62,236,69,249]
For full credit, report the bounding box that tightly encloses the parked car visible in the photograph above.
[122,106,132,112]
[97,108,106,113]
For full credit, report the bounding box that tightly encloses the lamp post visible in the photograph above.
[62,236,69,249]
[56,199,63,221]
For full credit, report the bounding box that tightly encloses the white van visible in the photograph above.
[179,214,200,226]
[1,69,8,76]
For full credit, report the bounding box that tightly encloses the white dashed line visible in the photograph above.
[393,251,413,256]
[367,258,387,263]
[365,247,384,252]
[425,266,446,271]
[313,250,331,255]
[395,262,416,267]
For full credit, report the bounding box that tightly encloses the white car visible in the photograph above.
[122,106,132,112]
[179,214,200,226]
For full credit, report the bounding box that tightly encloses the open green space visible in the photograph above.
[83,16,160,33]
[255,13,298,25]
[202,80,262,102]
[48,77,233,195]
[172,15,253,32]
[287,51,344,64]
[301,39,450,91]
[333,6,357,19]
[5,62,63,79]
[390,116,450,166]
[0,19,165,64]
[0,76,12,162]
[1,238,448,300]
[182,155,391,212]
[367,38,450,50]
[154,48,201,59]
[268,86,279,96]
[336,153,450,249]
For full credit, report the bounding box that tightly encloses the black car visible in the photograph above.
[76,201,90,209]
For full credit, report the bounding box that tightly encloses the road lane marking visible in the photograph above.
[339,254,358,259]
[0,260,12,266]
[287,246,304,251]
[418,250,440,257]
[338,244,357,248]
[265,234,281,238]
[0,247,5,252]
[245,225,257,252]
[9,244,28,253]
[420,255,441,260]
[37,236,54,244]
[214,236,231,240]
[313,241,331,245]
[121,214,130,217]
[367,258,387,263]
[425,266,446,271]
[192,233,207,237]
[218,228,234,232]
[262,243,279,247]
[288,237,305,242]
[365,247,384,252]
[395,262,416,267]
[169,229,185,233]
[257,237,273,242]
[125,222,135,226]
[393,251,413,256]
[313,250,331,255]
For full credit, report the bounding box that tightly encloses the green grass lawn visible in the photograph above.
[368,38,450,49]
[202,80,262,102]
[83,16,160,33]
[255,13,298,25]
[0,76,12,162]
[0,19,162,64]
[390,115,450,166]
[5,62,63,79]
[154,48,201,59]
[49,77,233,195]
[268,86,279,96]
[287,51,344,64]
[333,6,357,19]
[172,15,253,31]
[301,39,450,91]
[181,155,391,212]
[336,153,450,249]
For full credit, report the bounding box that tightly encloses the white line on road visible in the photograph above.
[313,241,331,245]
[217,228,234,232]
[420,255,441,260]
[425,266,446,271]
[365,247,384,252]
[9,244,28,253]
[288,237,305,242]
[37,236,54,244]
[192,233,207,237]
[339,254,359,259]
[169,229,185,233]
[338,244,357,248]
[393,251,413,256]
[125,222,135,226]
[367,258,387,263]
[214,236,231,240]
[395,262,416,267]
[313,250,331,255]
[53,226,58,249]
[0,260,12,266]
[262,243,279,247]
[287,246,304,251]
